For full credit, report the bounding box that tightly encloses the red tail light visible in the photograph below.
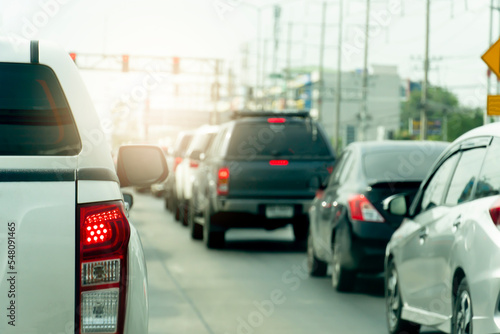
[268,117,286,123]
[189,159,199,168]
[174,157,183,171]
[269,160,289,166]
[490,198,500,226]
[79,202,130,334]
[217,167,230,195]
[327,165,334,174]
[348,194,385,223]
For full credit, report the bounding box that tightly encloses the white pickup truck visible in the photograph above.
[0,38,167,334]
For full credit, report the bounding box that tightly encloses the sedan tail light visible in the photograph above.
[78,202,130,334]
[489,198,500,226]
[217,167,230,195]
[174,157,183,171]
[348,194,385,223]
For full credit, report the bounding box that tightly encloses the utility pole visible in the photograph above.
[497,0,500,95]
[486,0,493,124]
[420,0,431,140]
[359,0,371,141]
[335,0,343,152]
[285,22,293,107]
[272,5,281,107]
[256,7,262,109]
[318,1,327,122]
[262,40,269,109]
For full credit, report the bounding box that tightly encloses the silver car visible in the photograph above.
[384,122,500,334]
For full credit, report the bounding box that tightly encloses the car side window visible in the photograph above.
[338,153,355,185]
[328,151,350,186]
[444,148,486,206]
[475,137,500,199]
[420,153,459,212]
[207,129,226,158]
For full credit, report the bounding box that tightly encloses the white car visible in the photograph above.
[175,125,219,224]
[384,122,500,334]
[0,38,167,334]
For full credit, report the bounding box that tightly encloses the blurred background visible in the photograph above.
[0,0,496,149]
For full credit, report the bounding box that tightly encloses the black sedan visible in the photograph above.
[307,141,448,292]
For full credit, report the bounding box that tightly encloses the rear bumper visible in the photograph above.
[343,236,388,273]
[215,198,312,215]
[211,198,312,229]
[343,220,394,273]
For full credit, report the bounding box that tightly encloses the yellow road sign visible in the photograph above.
[482,39,500,79]
[487,95,500,116]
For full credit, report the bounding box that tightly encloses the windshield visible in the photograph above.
[226,121,331,158]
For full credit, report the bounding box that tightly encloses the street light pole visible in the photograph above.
[359,0,371,141]
[318,1,327,122]
[257,7,262,109]
[335,0,343,152]
[420,0,431,140]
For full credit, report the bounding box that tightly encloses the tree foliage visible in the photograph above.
[398,86,484,142]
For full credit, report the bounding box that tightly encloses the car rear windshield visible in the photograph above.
[226,121,331,158]
[0,63,81,156]
[363,148,443,181]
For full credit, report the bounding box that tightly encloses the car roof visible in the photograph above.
[347,140,449,155]
[454,122,500,142]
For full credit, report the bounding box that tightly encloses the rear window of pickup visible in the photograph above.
[0,63,81,156]
[226,121,332,158]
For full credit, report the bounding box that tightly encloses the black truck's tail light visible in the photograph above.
[217,167,230,195]
[78,202,130,334]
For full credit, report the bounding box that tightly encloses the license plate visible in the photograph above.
[265,205,294,219]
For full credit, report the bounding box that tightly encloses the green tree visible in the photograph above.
[399,86,483,142]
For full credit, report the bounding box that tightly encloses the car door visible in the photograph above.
[396,151,460,311]
[316,149,355,259]
[422,140,487,317]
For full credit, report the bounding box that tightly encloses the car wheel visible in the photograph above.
[452,278,472,334]
[174,197,181,221]
[331,230,356,292]
[181,200,189,226]
[307,231,327,277]
[203,206,224,249]
[292,217,309,242]
[386,259,420,334]
[188,198,203,240]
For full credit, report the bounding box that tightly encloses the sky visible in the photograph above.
[0,0,496,114]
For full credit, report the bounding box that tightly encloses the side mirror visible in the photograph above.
[383,194,409,217]
[117,145,168,188]
[123,192,134,210]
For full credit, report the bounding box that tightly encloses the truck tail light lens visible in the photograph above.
[217,167,230,195]
[489,198,500,226]
[269,160,288,166]
[348,194,385,223]
[327,165,334,174]
[268,117,286,123]
[78,202,130,334]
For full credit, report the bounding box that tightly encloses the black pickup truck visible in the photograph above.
[189,111,336,248]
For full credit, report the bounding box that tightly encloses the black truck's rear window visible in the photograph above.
[227,121,331,158]
[0,63,81,156]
